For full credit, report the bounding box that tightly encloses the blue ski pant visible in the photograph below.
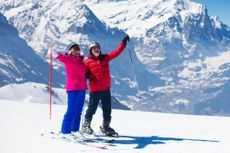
[85,89,111,122]
[61,90,86,134]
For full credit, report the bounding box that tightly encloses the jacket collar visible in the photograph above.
[67,54,84,60]
[88,54,100,60]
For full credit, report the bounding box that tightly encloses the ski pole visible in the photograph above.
[128,44,141,98]
[80,101,86,131]
[48,45,54,119]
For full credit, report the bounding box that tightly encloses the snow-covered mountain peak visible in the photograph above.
[87,0,206,38]
[44,1,92,29]
[1,0,230,116]
[86,0,230,115]
[210,16,229,30]
[1,0,106,55]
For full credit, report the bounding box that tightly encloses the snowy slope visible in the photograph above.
[0,82,131,110]
[0,100,229,153]
[0,82,66,104]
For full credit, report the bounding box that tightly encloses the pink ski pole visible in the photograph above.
[48,45,54,119]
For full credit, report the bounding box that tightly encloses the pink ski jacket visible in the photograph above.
[56,53,87,91]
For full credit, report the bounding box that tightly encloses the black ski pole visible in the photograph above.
[128,44,141,98]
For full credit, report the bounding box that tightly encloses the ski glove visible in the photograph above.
[47,48,58,58]
[122,35,130,46]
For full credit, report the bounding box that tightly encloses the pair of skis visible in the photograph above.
[41,131,116,150]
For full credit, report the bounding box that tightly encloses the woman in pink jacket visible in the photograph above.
[51,42,87,137]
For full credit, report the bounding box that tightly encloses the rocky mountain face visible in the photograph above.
[0,13,64,86]
[87,0,230,115]
[1,0,230,116]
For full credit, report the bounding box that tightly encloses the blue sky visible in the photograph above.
[194,0,230,26]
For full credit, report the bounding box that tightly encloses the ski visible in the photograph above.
[80,132,116,145]
[41,132,109,149]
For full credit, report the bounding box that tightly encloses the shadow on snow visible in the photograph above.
[108,135,219,149]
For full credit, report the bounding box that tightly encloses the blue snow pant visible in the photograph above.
[85,89,111,122]
[61,90,86,134]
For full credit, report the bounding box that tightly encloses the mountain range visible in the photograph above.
[0,13,65,86]
[0,0,230,116]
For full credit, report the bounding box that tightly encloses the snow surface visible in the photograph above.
[0,99,229,153]
[0,82,66,105]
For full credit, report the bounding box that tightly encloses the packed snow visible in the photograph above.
[0,82,66,104]
[0,99,229,153]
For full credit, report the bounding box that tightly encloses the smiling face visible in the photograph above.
[91,46,101,57]
[69,46,80,57]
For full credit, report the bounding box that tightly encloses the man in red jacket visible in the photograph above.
[82,35,129,136]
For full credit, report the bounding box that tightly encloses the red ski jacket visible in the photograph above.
[84,43,126,92]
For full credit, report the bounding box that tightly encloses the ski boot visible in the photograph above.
[81,118,94,135]
[100,120,118,137]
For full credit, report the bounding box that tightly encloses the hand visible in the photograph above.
[47,44,54,55]
[47,45,58,58]
[47,48,53,55]
[122,35,130,46]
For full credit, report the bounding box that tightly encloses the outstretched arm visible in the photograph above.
[55,53,66,62]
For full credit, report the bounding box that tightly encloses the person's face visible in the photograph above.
[69,46,80,56]
[91,46,101,57]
